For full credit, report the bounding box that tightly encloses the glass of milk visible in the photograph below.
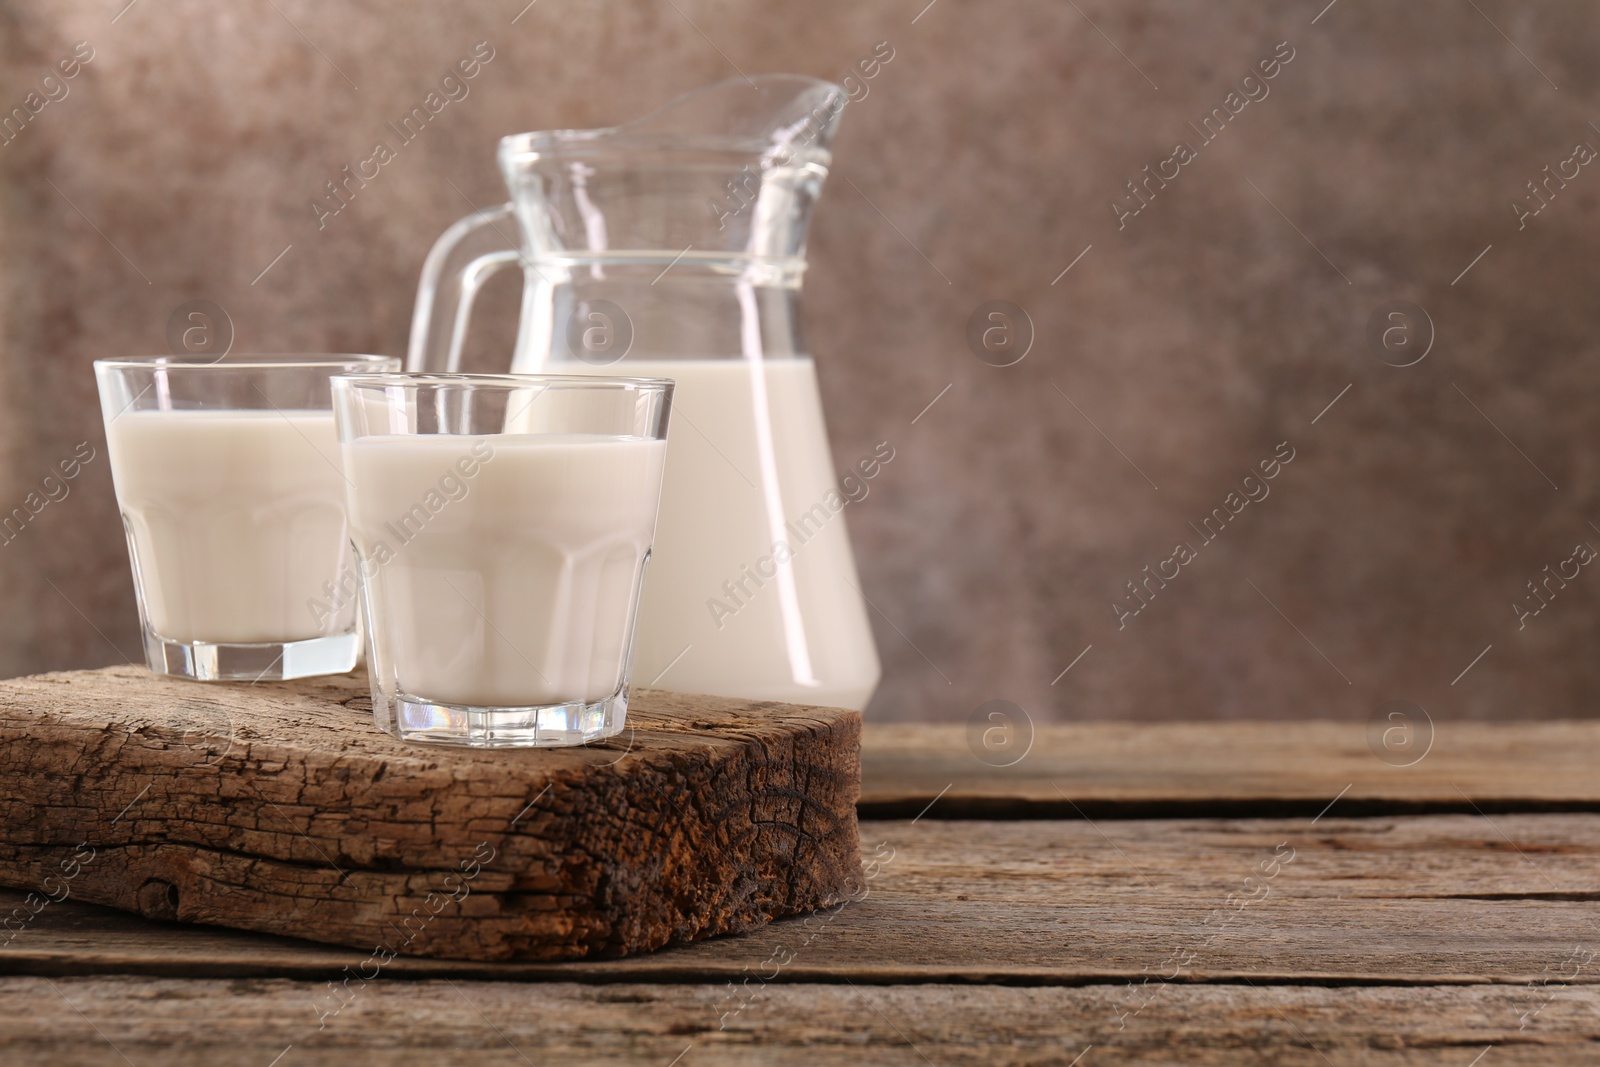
[331,372,673,747]
[94,354,401,681]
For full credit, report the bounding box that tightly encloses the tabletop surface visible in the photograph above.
[4,719,1598,1065]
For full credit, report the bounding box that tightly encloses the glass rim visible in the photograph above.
[94,353,399,371]
[331,372,675,392]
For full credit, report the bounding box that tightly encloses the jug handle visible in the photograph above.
[407,203,522,372]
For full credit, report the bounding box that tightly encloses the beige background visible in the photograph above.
[2,0,1597,725]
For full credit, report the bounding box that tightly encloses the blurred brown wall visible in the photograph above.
[3,0,1598,724]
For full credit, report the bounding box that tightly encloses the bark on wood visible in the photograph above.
[0,666,862,962]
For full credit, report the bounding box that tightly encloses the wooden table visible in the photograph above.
[4,720,1599,1065]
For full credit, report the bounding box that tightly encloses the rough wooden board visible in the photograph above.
[1,975,1595,1066]
[861,721,1600,816]
[0,666,861,962]
[6,815,1599,986]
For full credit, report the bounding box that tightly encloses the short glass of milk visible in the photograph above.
[330,372,674,747]
[94,354,401,681]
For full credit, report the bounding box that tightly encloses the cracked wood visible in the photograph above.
[0,666,862,962]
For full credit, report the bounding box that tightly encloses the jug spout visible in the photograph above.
[604,72,848,147]
[498,73,848,264]
[409,74,849,372]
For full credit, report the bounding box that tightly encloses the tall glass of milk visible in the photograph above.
[331,372,673,747]
[407,75,882,711]
[94,354,400,680]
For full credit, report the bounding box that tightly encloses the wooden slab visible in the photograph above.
[3,976,1595,1066]
[0,666,861,962]
[860,721,1600,817]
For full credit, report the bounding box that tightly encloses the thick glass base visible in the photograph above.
[375,687,628,748]
[143,628,361,681]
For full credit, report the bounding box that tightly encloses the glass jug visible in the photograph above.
[408,75,881,711]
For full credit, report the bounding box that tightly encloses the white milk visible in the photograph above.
[585,358,881,710]
[343,433,666,708]
[105,410,350,644]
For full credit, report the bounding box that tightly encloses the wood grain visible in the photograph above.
[0,666,862,962]
[1,975,1594,1066]
[8,674,1599,1059]
[860,721,1600,816]
[6,814,1598,986]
